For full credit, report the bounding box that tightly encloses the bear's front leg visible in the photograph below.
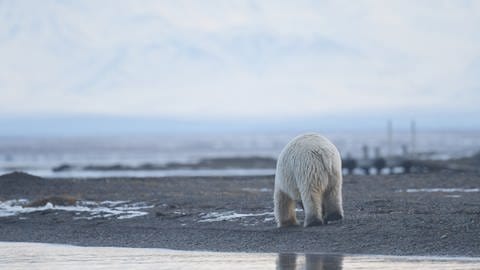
[274,190,299,227]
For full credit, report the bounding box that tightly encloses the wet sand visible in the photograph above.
[2,242,480,270]
[0,170,479,256]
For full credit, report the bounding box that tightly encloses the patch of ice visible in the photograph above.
[0,199,153,220]
[116,212,149,220]
[100,200,129,207]
[241,188,272,193]
[199,211,274,222]
[401,188,479,193]
[173,210,186,215]
[445,195,462,198]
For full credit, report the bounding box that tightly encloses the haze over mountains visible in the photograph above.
[1,1,479,135]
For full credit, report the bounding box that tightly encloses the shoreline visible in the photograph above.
[0,170,479,257]
[2,241,480,260]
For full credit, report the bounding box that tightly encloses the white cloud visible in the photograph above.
[0,0,479,118]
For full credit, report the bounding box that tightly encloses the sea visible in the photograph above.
[0,130,479,178]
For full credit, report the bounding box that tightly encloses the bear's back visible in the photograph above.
[279,133,339,163]
[276,133,341,186]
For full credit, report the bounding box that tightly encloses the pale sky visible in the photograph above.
[1,0,479,121]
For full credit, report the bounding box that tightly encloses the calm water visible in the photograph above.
[0,242,479,270]
[0,131,479,178]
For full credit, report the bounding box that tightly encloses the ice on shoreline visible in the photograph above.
[0,199,153,219]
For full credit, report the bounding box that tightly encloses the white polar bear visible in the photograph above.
[274,133,344,227]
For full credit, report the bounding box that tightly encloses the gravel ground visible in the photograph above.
[0,170,479,256]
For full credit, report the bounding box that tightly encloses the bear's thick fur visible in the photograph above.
[274,133,343,227]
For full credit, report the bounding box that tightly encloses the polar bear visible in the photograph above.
[274,133,343,227]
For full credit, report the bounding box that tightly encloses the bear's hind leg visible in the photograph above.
[301,191,324,227]
[323,186,344,223]
[274,190,298,228]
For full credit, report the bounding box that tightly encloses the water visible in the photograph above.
[0,131,479,178]
[0,242,479,269]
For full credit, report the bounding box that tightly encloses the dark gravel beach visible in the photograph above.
[0,170,479,257]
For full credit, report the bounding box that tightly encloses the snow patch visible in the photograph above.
[0,199,153,219]
[445,195,462,198]
[400,188,479,193]
[241,188,272,193]
[199,211,273,222]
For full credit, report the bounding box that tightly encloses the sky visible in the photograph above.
[1,0,480,134]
